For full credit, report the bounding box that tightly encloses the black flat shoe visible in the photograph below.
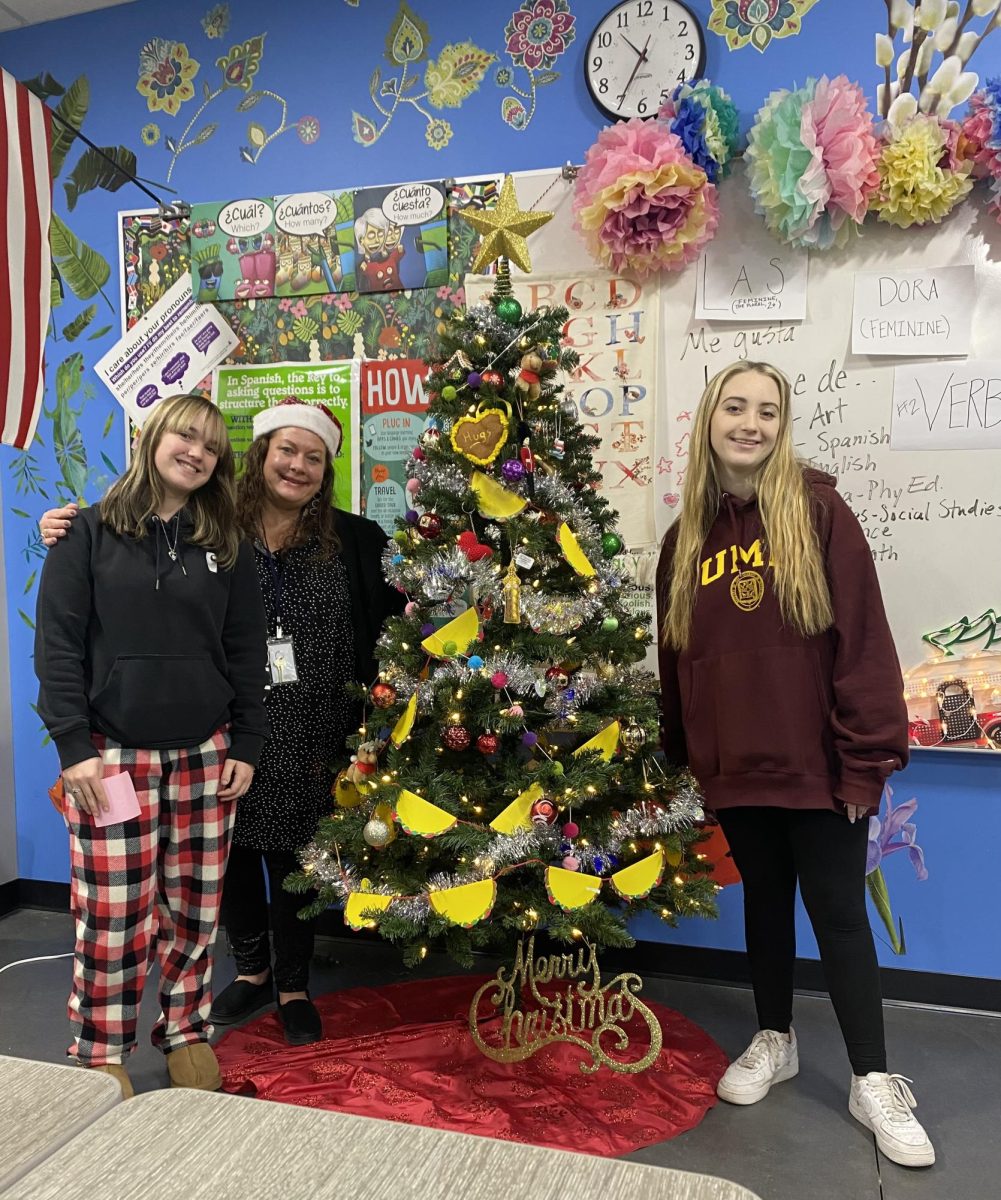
[209,976,274,1025]
[277,997,322,1046]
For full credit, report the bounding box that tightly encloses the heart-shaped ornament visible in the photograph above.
[450,406,509,465]
[457,530,493,562]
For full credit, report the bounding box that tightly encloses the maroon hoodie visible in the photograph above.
[656,470,908,814]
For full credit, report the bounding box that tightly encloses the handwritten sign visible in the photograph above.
[851,265,973,357]
[695,242,808,322]
[891,361,1001,450]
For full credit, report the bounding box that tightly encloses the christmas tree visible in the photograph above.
[291,182,718,968]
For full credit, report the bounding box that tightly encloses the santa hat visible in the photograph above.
[252,397,342,459]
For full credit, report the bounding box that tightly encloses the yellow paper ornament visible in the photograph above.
[395,788,458,837]
[557,522,596,577]
[420,606,479,658]
[428,878,497,927]
[545,865,603,910]
[470,470,528,520]
[344,891,395,931]
[390,692,418,747]
[489,782,544,834]
[609,849,665,901]
[573,720,621,762]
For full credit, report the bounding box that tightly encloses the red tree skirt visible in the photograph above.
[215,974,728,1156]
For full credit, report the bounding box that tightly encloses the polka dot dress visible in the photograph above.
[232,538,355,852]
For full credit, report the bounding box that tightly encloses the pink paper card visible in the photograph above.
[92,771,141,827]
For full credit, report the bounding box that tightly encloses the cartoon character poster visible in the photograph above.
[189,180,449,302]
[352,181,448,294]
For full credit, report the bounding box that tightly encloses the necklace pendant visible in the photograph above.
[168,549,177,561]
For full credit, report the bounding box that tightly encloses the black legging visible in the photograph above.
[715,806,887,1076]
[221,844,315,994]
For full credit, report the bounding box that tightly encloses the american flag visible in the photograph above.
[1,67,52,450]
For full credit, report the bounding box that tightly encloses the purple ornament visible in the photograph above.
[405,509,419,524]
[522,731,538,747]
[467,371,482,389]
[420,623,435,637]
[501,459,525,483]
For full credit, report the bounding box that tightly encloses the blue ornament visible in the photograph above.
[378,727,391,741]
[392,553,404,564]
[564,689,575,701]
[592,856,605,873]
[467,655,484,669]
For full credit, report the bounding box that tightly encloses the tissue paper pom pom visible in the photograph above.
[962,80,1001,221]
[659,80,741,182]
[572,117,719,278]
[746,76,880,250]
[871,114,973,229]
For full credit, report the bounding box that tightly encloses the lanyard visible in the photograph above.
[263,549,287,636]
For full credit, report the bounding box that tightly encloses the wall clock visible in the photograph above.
[584,1,706,122]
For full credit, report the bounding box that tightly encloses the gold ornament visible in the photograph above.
[621,720,648,754]
[502,559,521,624]
[461,175,553,274]
[469,935,662,1073]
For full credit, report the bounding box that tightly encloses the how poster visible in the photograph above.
[190,180,449,302]
[360,360,430,535]
[212,361,360,513]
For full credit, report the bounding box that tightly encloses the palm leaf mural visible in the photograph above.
[62,303,96,342]
[49,212,112,307]
[48,75,90,179]
[63,145,137,210]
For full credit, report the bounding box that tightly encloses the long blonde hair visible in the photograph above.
[661,361,834,650]
[100,394,240,569]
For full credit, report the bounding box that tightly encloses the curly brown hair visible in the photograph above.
[235,433,341,559]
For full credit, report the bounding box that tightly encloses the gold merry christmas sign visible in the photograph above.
[469,935,662,1074]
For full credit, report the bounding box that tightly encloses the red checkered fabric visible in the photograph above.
[65,728,234,1065]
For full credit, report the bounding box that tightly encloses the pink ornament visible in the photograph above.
[405,478,420,496]
[562,855,580,871]
[490,671,509,689]
[563,821,579,839]
[404,601,418,617]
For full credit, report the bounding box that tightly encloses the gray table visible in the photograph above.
[6,1088,760,1200]
[0,1054,121,1192]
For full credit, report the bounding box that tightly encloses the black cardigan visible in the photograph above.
[335,509,406,685]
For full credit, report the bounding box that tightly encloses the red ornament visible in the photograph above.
[443,724,471,751]
[545,666,570,690]
[480,369,504,388]
[417,512,443,540]
[476,732,500,755]
[530,797,558,826]
[457,529,493,562]
[371,682,397,709]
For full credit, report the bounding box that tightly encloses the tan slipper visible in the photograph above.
[166,1042,222,1091]
[89,1063,134,1099]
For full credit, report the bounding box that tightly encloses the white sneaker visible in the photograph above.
[716,1028,798,1105]
[849,1072,936,1167]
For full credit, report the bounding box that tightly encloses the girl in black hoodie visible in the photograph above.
[657,361,934,1168]
[35,394,268,1098]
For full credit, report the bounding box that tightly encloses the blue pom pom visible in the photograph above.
[467,655,484,669]
[392,553,404,564]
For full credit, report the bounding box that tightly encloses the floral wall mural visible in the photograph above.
[709,1,821,53]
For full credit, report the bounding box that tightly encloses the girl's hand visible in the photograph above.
[62,757,108,817]
[40,503,79,546]
[845,804,868,824]
[218,759,254,800]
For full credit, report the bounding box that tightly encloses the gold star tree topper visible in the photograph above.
[461,174,553,275]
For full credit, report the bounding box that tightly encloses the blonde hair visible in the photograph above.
[99,394,240,569]
[661,361,834,650]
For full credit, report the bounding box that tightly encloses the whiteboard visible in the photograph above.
[510,165,1001,750]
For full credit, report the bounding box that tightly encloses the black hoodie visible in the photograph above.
[656,470,909,814]
[35,504,269,770]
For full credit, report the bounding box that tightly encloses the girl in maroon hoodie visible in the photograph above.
[657,361,934,1168]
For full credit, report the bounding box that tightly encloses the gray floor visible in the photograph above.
[1,907,997,1200]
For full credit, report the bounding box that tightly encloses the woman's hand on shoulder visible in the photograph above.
[218,758,254,801]
[40,503,79,546]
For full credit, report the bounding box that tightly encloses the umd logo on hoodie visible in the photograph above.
[700,539,773,612]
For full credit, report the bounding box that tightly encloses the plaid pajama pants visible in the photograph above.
[65,727,234,1065]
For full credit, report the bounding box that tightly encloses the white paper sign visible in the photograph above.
[851,265,973,357]
[95,276,240,423]
[694,221,808,321]
[891,360,1001,450]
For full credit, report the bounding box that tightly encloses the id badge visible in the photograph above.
[267,636,299,685]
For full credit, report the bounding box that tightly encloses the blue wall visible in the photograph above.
[2,0,998,979]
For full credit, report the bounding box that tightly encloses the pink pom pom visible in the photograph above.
[405,478,420,496]
[490,671,509,689]
[412,447,426,461]
[404,601,418,617]
[562,856,580,871]
[563,821,579,839]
